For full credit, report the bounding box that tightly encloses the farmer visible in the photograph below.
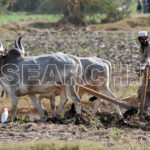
[137,31,150,114]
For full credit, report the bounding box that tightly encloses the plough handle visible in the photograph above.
[140,67,149,115]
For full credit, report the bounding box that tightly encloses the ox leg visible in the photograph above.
[66,86,81,115]
[38,95,48,116]
[29,94,45,121]
[49,94,56,111]
[54,90,68,116]
[10,94,18,121]
[92,99,101,116]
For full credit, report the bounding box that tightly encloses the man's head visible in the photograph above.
[138,31,149,47]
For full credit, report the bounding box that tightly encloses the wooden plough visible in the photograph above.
[77,68,148,114]
[77,85,137,110]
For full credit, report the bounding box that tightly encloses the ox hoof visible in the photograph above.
[69,104,76,115]
[74,114,83,124]
[53,112,60,118]
[41,117,46,122]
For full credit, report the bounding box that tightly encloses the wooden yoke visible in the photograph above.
[140,67,149,115]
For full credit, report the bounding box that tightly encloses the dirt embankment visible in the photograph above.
[1,14,150,32]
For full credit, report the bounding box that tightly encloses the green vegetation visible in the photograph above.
[111,75,139,99]
[0,14,63,24]
[85,13,106,24]
[135,108,141,116]
[129,0,139,16]
[0,0,146,25]
[0,0,134,25]
[60,112,65,118]
[0,140,149,150]
[89,118,97,125]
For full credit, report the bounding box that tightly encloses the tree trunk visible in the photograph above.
[60,0,86,26]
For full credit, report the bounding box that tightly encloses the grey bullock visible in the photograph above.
[38,57,122,116]
[0,40,82,121]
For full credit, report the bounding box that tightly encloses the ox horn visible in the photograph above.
[15,34,26,55]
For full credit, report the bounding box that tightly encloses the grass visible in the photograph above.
[0,12,106,25]
[0,140,150,150]
[112,80,139,97]
[129,0,139,16]
[0,13,63,25]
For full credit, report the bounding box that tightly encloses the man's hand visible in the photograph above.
[136,63,148,77]
[136,68,142,77]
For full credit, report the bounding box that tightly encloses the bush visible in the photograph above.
[0,0,132,24]
[0,0,10,14]
[99,0,131,23]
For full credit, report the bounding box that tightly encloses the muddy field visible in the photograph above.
[0,101,150,146]
[0,22,150,146]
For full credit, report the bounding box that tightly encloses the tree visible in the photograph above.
[8,0,41,12]
[38,0,131,25]
[0,0,11,13]
[1,0,131,25]
[38,0,85,26]
[61,0,85,25]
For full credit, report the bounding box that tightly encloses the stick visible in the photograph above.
[140,67,149,115]
[77,85,137,110]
